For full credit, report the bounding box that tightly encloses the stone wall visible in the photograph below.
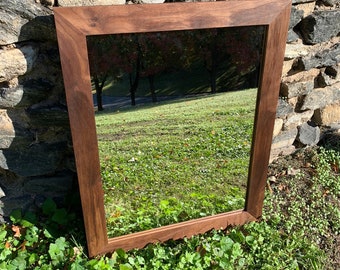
[0,0,339,220]
[271,0,340,160]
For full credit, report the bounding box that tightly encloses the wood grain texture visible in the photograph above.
[103,210,255,254]
[245,4,291,217]
[54,14,108,256]
[54,0,291,257]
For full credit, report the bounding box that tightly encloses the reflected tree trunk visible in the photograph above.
[93,74,107,111]
[149,75,157,103]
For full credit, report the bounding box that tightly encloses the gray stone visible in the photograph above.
[317,69,335,87]
[287,30,300,43]
[0,79,55,109]
[292,0,316,3]
[296,38,340,70]
[297,121,320,146]
[281,80,314,98]
[23,171,72,194]
[1,195,33,217]
[0,0,53,45]
[299,10,340,44]
[289,6,304,29]
[0,85,24,108]
[0,142,67,177]
[272,127,298,149]
[0,110,15,149]
[0,44,39,82]
[285,43,310,60]
[325,65,340,79]
[27,105,69,128]
[301,82,340,110]
[284,110,314,130]
[319,0,337,7]
[276,98,294,118]
[280,69,320,98]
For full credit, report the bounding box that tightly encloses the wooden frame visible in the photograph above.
[54,0,291,257]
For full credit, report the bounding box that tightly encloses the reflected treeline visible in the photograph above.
[87,27,264,110]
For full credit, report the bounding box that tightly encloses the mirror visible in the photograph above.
[54,1,291,257]
[86,26,265,238]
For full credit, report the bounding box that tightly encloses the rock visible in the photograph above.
[298,10,340,44]
[0,79,55,109]
[287,167,301,176]
[280,69,320,98]
[318,0,338,7]
[269,145,296,163]
[313,100,340,125]
[317,68,335,87]
[0,85,24,108]
[297,121,320,146]
[282,59,295,77]
[287,6,304,43]
[0,110,15,149]
[287,30,300,43]
[58,0,126,6]
[288,96,299,108]
[35,0,55,7]
[0,187,5,198]
[1,195,33,217]
[0,0,53,45]
[23,171,73,195]
[284,110,314,130]
[295,37,340,70]
[0,44,39,82]
[273,118,283,137]
[301,81,340,110]
[296,1,316,18]
[289,6,304,30]
[284,43,310,60]
[272,127,298,149]
[276,98,294,118]
[280,81,314,98]
[27,105,69,127]
[0,142,67,177]
[292,0,316,3]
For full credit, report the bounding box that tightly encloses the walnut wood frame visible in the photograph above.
[54,0,291,257]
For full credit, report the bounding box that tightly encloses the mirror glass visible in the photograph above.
[86,26,265,238]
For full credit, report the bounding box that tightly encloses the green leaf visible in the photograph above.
[48,237,68,265]
[10,209,22,224]
[42,198,57,216]
[21,212,37,228]
[0,230,7,241]
[119,264,133,270]
[51,209,68,225]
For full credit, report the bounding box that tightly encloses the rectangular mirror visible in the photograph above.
[87,26,264,238]
[54,1,291,257]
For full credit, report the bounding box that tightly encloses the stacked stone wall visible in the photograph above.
[0,0,339,220]
[271,0,340,160]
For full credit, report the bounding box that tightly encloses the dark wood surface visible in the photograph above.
[54,0,291,257]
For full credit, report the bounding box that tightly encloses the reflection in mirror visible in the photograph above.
[87,26,265,238]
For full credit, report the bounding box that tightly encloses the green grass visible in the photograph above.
[95,89,257,237]
[1,145,338,269]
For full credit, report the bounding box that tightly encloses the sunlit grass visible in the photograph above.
[95,89,257,237]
